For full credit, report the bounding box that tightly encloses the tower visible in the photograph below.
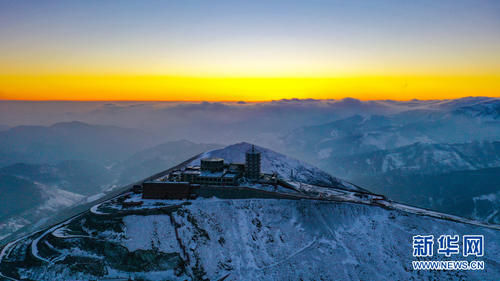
[245,145,261,180]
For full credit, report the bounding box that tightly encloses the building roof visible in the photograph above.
[201,157,224,162]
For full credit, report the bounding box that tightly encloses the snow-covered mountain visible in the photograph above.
[0,143,499,280]
[189,142,361,191]
[320,141,500,224]
[278,108,500,226]
[282,115,419,159]
[451,98,500,120]
[281,98,500,165]
[330,141,500,177]
[0,175,85,241]
[0,160,117,241]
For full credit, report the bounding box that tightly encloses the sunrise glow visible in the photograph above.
[0,75,498,101]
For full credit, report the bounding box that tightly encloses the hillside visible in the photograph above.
[0,143,498,280]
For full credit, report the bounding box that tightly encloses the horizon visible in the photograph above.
[1,75,499,101]
[1,94,499,103]
[1,95,498,131]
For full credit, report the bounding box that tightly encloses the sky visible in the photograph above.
[0,0,499,101]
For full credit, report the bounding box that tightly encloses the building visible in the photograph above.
[142,181,192,199]
[178,157,244,186]
[245,145,261,180]
[228,163,245,174]
[180,147,261,185]
[181,167,200,183]
[144,146,264,200]
[141,145,273,199]
[200,158,224,172]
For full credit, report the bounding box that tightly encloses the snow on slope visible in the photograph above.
[451,98,500,120]
[5,197,498,281]
[122,215,180,253]
[189,142,361,191]
[0,183,86,243]
[123,199,500,280]
[333,141,500,176]
[1,142,499,280]
[36,183,85,212]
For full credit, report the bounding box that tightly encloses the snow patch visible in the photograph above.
[122,215,180,253]
[36,183,85,212]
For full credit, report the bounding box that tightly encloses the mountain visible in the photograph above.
[0,161,113,196]
[279,106,500,226]
[310,141,500,224]
[451,98,500,120]
[0,175,43,220]
[0,156,124,240]
[0,161,108,240]
[190,142,360,190]
[0,121,159,167]
[281,114,434,163]
[283,113,500,163]
[0,173,85,241]
[328,141,500,177]
[0,143,498,280]
[352,167,500,224]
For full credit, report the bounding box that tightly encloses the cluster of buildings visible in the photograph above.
[142,145,266,199]
[182,145,260,185]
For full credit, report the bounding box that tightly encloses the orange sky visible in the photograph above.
[0,75,499,101]
[1,1,499,101]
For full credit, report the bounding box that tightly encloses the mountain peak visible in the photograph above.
[50,121,93,129]
[188,142,354,190]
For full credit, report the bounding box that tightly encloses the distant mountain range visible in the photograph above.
[324,140,500,224]
[451,97,500,120]
[328,141,500,176]
[0,121,158,167]
[0,160,113,196]
[283,111,500,163]
[279,98,500,224]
